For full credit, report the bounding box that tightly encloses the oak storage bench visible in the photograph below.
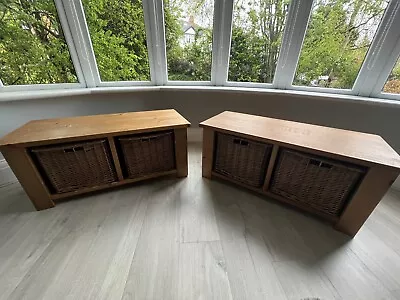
[0,109,190,210]
[200,111,400,236]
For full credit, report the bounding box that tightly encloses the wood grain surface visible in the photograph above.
[200,111,400,169]
[0,109,190,148]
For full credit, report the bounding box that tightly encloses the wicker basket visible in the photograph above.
[118,131,175,179]
[270,149,365,216]
[213,133,272,187]
[31,139,117,194]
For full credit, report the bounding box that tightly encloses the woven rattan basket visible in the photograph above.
[270,149,365,216]
[31,139,117,194]
[118,131,175,179]
[214,133,272,187]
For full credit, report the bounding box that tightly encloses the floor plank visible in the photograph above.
[0,144,400,300]
[67,187,149,300]
[122,180,182,300]
[349,227,400,291]
[179,145,220,243]
[178,241,232,300]
[38,191,123,300]
[211,182,279,300]
[286,208,395,300]
[6,197,97,300]
[96,187,149,300]
[392,289,400,300]
[0,205,67,299]
[273,260,340,300]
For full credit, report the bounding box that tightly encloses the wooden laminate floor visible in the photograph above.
[1,143,400,300]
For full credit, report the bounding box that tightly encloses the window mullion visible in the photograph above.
[54,0,85,87]
[144,0,167,85]
[211,0,234,86]
[353,0,400,98]
[272,0,313,89]
[61,0,101,88]
[0,79,3,88]
[373,41,400,98]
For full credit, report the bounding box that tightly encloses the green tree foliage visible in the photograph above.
[0,0,77,85]
[82,0,150,81]
[383,58,400,94]
[295,0,388,89]
[2,0,399,94]
[229,0,290,83]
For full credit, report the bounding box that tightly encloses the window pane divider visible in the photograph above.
[54,0,86,88]
[272,0,313,89]
[352,0,400,97]
[144,0,168,85]
[62,0,101,88]
[372,39,400,98]
[211,0,234,86]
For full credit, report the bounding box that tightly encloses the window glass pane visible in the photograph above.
[164,0,214,81]
[383,57,400,94]
[228,0,291,83]
[0,0,78,85]
[82,0,150,82]
[294,0,389,89]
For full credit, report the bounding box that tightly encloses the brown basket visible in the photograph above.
[118,131,175,179]
[31,139,117,194]
[213,133,272,187]
[270,149,365,216]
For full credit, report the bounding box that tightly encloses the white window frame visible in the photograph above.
[1,0,400,105]
[62,0,155,87]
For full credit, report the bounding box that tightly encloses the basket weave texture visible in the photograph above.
[270,149,365,216]
[31,139,117,194]
[214,133,272,187]
[118,131,175,179]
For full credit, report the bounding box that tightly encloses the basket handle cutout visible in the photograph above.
[64,146,85,153]
[233,139,249,146]
[141,137,157,142]
[309,159,332,169]
[321,162,332,169]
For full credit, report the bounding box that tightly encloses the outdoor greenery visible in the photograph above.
[1,0,399,94]
[294,0,389,89]
[0,0,77,85]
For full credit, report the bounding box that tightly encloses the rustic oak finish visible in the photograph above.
[200,111,400,236]
[202,128,215,179]
[174,128,188,177]
[0,110,190,210]
[1,147,54,210]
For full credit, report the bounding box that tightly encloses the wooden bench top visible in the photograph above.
[200,111,400,169]
[0,109,190,148]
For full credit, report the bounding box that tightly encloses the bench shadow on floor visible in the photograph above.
[201,176,351,264]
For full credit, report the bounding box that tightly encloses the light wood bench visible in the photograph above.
[200,111,400,237]
[0,109,190,210]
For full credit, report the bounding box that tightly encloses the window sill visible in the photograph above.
[0,85,399,108]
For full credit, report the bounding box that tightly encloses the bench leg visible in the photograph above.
[335,166,399,237]
[202,128,215,179]
[2,146,54,210]
[174,128,188,177]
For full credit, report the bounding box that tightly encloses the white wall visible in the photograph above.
[0,90,399,188]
